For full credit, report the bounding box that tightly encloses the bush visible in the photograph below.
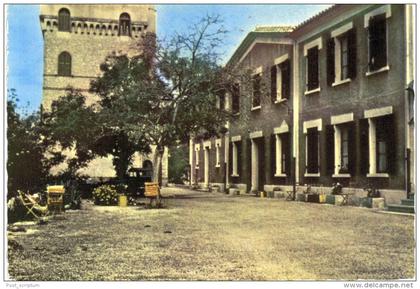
[7,197,33,224]
[93,185,118,206]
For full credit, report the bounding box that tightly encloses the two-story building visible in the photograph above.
[190,4,415,205]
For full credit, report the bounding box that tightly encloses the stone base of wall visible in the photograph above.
[197,182,210,191]
[229,183,247,195]
[263,184,405,205]
[209,183,226,193]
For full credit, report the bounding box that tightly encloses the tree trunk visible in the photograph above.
[152,144,164,185]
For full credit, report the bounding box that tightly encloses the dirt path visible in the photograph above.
[7,187,415,280]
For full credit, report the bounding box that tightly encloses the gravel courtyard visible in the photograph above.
[7,187,415,281]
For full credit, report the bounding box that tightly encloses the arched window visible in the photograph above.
[58,52,71,76]
[58,8,71,32]
[119,13,131,36]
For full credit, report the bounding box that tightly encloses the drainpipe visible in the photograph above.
[404,5,414,198]
[292,39,300,199]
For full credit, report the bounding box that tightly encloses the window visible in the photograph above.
[195,146,200,168]
[306,47,319,91]
[272,60,291,102]
[376,130,387,173]
[375,117,393,173]
[58,52,71,76]
[365,112,395,176]
[215,140,221,167]
[119,13,131,36]
[340,126,349,172]
[329,120,355,176]
[58,8,71,32]
[306,128,319,174]
[270,66,277,102]
[231,141,241,177]
[252,73,261,108]
[280,60,291,99]
[232,83,240,114]
[327,25,357,86]
[274,133,290,175]
[368,14,387,71]
[340,36,349,80]
[218,90,225,111]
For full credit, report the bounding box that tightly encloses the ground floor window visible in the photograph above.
[215,141,221,167]
[340,126,349,172]
[306,128,319,174]
[231,141,241,176]
[274,133,290,175]
[366,114,395,176]
[195,146,200,168]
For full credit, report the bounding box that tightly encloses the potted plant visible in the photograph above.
[361,187,384,208]
[306,185,320,203]
[296,184,308,202]
[327,183,343,205]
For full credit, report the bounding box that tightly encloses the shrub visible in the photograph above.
[7,196,33,223]
[93,185,118,206]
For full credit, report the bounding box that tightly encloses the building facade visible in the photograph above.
[40,5,168,183]
[190,4,415,204]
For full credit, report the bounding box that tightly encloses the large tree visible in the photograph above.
[7,89,51,197]
[42,88,150,181]
[90,15,231,182]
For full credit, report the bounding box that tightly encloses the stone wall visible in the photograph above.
[40,5,167,184]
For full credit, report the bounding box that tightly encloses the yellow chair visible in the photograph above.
[144,182,161,207]
[47,185,65,213]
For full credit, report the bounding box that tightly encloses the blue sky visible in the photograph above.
[6,4,330,113]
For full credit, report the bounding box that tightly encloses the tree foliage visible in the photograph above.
[7,89,49,197]
[42,88,150,180]
[90,15,231,182]
[41,15,231,183]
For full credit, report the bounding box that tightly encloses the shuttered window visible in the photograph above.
[327,28,357,86]
[340,36,349,80]
[232,83,240,114]
[58,8,71,32]
[307,47,319,91]
[281,133,290,175]
[359,119,370,175]
[368,14,387,71]
[325,125,335,175]
[307,128,319,173]
[347,28,357,79]
[252,74,261,108]
[271,66,277,103]
[270,134,276,176]
[375,115,395,173]
[326,38,335,86]
[58,52,71,76]
[218,89,225,111]
[280,60,290,99]
[340,126,349,172]
[119,13,131,36]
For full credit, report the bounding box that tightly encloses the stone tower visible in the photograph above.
[39,4,168,184]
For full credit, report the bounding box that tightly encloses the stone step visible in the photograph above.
[401,199,414,206]
[387,204,415,214]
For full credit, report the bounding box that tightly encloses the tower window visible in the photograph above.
[58,8,71,32]
[119,13,131,36]
[58,52,71,76]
